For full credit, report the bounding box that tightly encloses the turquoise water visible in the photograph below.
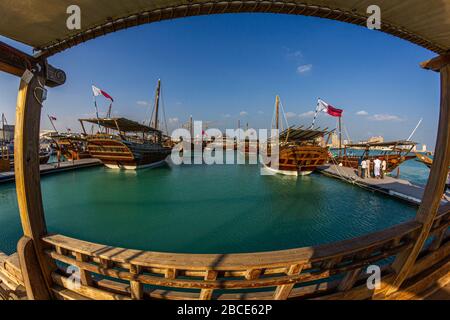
[0,155,428,255]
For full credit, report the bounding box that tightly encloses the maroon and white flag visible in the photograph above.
[92,85,114,102]
[317,99,343,117]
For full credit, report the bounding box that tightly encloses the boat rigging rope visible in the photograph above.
[159,85,169,136]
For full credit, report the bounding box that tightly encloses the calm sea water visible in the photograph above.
[0,155,429,255]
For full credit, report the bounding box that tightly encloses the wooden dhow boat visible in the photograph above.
[51,135,91,161]
[415,152,434,168]
[415,152,450,171]
[263,127,332,176]
[79,118,171,169]
[79,80,171,170]
[334,140,417,173]
[262,96,332,176]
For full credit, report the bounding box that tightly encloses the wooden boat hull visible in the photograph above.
[62,149,91,161]
[415,153,433,168]
[334,154,416,172]
[262,162,311,176]
[39,153,50,164]
[87,138,171,170]
[265,145,329,176]
[53,137,92,161]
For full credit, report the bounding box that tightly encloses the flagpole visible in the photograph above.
[339,116,342,158]
[47,114,58,133]
[310,98,321,129]
[92,87,101,133]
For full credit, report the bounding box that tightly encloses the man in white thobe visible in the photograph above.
[374,158,382,178]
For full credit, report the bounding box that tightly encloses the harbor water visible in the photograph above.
[0,155,429,255]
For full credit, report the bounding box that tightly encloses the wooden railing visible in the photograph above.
[39,204,449,300]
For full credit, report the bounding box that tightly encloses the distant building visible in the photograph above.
[0,124,14,142]
[422,144,427,152]
[368,136,384,143]
[39,130,58,139]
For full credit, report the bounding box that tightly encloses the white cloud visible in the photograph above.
[297,64,312,74]
[356,110,369,116]
[240,111,248,116]
[298,111,315,118]
[369,114,403,121]
[136,100,149,106]
[168,117,179,123]
[257,110,264,115]
[222,114,231,118]
[285,112,297,119]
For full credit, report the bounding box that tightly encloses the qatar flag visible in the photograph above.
[92,85,114,102]
[317,99,343,117]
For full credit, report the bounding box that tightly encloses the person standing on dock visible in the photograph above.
[357,157,363,177]
[374,158,382,179]
[381,159,387,179]
[366,159,372,178]
[361,159,367,179]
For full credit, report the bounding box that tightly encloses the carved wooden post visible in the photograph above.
[0,41,66,300]
[15,68,54,299]
[383,54,450,296]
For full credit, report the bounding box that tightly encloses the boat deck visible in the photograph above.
[318,164,449,206]
[0,158,102,184]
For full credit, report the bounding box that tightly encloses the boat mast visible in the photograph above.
[47,114,58,134]
[1,113,5,143]
[190,115,193,143]
[237,119,240,141]
[1,113,6,159]
[152,79,161,131]
[275,95,280,130]
[338,116,342,158]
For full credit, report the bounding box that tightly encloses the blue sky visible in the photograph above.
[0,13,440,148]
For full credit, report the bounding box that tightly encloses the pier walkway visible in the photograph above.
[318,164,449,206]
[0,158,102,184]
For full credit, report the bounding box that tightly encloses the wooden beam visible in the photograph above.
[421,53,450,72]
[14,69,55,299]
[0,41,65,87]
[385,61,450,295]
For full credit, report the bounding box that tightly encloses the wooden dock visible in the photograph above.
[0,158,102,184]
[318,164,449,206]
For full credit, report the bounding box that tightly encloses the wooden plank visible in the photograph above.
[75,252,93,286]
[385,63,450,296]
[273,264,303,300]
[421,53,450,72]
[17,236,51,299]
[337,268,362,292]
[387,259,450,300]
[0,269,21,291]
[410,240,450,278]
[52,272,130,300]
[428,228,447,251]
[199,270,218,300]
[52,285,91,300]
[129,264,143,300]
[0,41,65,87]
[42,220,420,271]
